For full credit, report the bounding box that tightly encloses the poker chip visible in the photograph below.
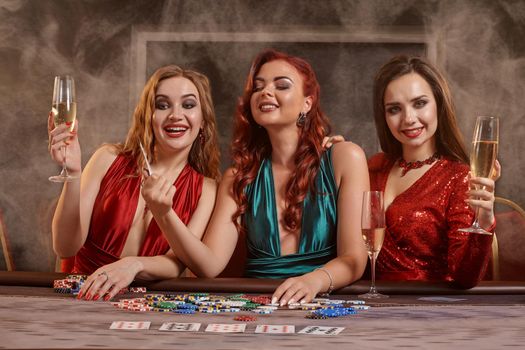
[305,313,328,319]
[352,305,370,310]
[251,308,273,314]
[287,302,301,309]
[308,307,357,318]
[257,305,278,311]
[106,292,368,319]
[234,315,257,321]
[173,309,196,314]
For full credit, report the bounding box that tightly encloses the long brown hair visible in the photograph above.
[373,55,468,164]
[119,65,221,180]
[231,49,331,234]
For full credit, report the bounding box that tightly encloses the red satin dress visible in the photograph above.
[369,153,493,288]
[72,154,203,275]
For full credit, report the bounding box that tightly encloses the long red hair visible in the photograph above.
[231,49,331,234]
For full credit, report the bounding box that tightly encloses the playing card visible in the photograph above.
[298,326,345,335]
[205,323,246,333]
[255,324,295,334]
[159,322,201,332]
[109,321,151,330]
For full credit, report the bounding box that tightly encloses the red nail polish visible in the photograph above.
[93,294,100,301]
[65,121,72,126]
[85,293,91,300]
[104,294,111,301]
[77,291,83,299]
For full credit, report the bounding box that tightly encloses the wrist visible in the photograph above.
[478,212,496,232]
[123,256,144,275]
[315,267,334,296]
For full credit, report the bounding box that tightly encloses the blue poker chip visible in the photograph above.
[177,303,198,310]
[313,307,357,317]
[173,309,196,314]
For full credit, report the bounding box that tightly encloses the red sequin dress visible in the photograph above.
[369,153,493,288]
[72,154,203,275]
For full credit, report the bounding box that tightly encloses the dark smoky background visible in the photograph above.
[0,0,523,271]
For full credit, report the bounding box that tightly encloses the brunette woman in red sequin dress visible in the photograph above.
[368,55,499,288]
[48,66,221,300]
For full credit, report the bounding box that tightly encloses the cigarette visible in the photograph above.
[138,141,153,176]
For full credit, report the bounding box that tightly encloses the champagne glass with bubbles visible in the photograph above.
[359,191,388,299]
[459,116,499,234]
[49,75,78,182]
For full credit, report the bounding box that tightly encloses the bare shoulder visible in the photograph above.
[91,144,119,162]
[202,176,219,195]
[83,144,119,178]
[330,142,368,185]
[331,141,367,164]
[221,167,236,184]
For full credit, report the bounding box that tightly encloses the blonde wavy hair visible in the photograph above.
[118,65,221,180]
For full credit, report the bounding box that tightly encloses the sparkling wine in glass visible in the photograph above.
[459,116,499,235]
[359,190,388,299]
[49,75,78,182]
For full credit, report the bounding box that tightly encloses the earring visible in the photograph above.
[296,112,307,127]
[199,128,205,145]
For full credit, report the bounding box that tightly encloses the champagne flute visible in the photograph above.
[459,115,499,234]
[49,75,78,182]
[359,190,388,299]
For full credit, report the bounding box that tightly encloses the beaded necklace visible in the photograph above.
[398,152,440,176]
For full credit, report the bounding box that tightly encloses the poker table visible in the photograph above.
[1,271,524,349]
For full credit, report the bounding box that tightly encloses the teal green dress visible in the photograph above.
[243,148,338,278]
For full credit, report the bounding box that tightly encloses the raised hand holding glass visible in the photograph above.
[49,75,78,182]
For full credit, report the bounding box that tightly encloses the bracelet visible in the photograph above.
[316,267,334,295]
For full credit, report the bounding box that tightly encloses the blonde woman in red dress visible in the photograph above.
[48,66,220,300]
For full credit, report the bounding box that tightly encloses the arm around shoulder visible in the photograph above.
[331,142,370,186]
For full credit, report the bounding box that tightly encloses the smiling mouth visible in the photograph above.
[259,103,278,112]
[164,126,188,137]
[402,127,424,138]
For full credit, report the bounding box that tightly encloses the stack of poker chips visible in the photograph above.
[53,274,87,295]
[112,293,278,315]
[302,298,368,319]
[53,275,146,296]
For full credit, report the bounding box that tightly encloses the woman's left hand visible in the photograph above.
[271,274,323,306]
[78,257,143,301]
[141,173,176,216]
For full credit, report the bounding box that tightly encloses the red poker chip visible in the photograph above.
[234,315,258,322]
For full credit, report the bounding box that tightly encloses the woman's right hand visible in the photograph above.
[48,111,81,175]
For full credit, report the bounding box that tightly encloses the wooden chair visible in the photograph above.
[0,210,15,271]
[491,196,525,280]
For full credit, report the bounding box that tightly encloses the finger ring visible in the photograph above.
[98,271,108,281]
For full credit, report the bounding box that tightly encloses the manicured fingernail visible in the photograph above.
[280,300,286,307]
[77,291,83,299]
[65,122,72,126]
[288,299,295,305]
[93,294,100,301]
[300,300,306,304]
[85,293,91,300]
[104,294,111,301]
[271,297,277,304]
